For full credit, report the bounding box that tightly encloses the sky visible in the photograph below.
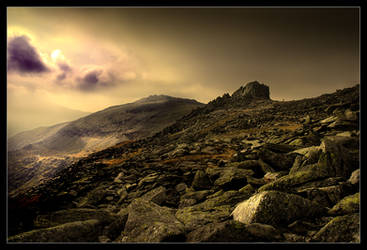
[7,7,360,136]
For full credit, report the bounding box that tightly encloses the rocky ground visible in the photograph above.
[8,81,360,243]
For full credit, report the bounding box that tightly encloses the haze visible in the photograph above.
[7,7,359,136]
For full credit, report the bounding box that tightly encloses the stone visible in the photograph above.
[33,208,115,229]
[348,169,360,185]
[328,192,359,215]
[141,186,167,205]
[186,220,249,242]
[245,223,283,241]
[259,148,297,171]
[319,136,359,178]
[123,198,185,242]
[176,190,252,231]
[175,182,188,193]
[8,219,103,242]
[213,167,254,190]
[191,170,212,190]
[232,191,324,226]
[311,213,359,242]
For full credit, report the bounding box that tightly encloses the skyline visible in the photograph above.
[7,7,360,136]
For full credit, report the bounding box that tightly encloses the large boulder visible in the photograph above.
[176,190,253,231]
[232,81,270,100]
[122,198,185,242]
[33,208,116,228]
[231,191,324,226]
[319,136,359,179]
[328,192,359,215]
[8,219,103,242]
[311,213,359,242]
[186,220,282,242]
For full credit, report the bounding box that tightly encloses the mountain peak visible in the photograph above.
[232,81,270,100]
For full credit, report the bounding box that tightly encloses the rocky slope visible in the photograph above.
[8,95,204,195]
[8,81,360,243]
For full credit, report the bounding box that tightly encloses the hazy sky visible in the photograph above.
[7,7,359,136]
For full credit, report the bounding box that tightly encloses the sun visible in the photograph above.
[51,49,62,61]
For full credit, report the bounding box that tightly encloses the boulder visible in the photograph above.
[8,219,103,242]
[141,186,167,205]
[311,213,359,242]
[186,220,282,242]
[348,169,360,185]
[259,148,297,171]
[34,208,116,228]
[123,198,185,242]
[319,136,359,178]
[213,167,254,190]
[191,170,212,190]
[176,190,252,231]
[186,220,251,242]
[232,191,324,226]
[328,192,359,215]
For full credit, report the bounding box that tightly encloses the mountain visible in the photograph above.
[8,81,360,243]
[7,95,204,195]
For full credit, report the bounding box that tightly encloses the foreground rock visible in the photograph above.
[311,213,360,242]
[232,191,324,226]
[8,219,103,242]
[121,198,185,242]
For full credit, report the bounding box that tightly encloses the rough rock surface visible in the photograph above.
[231,191,324,226]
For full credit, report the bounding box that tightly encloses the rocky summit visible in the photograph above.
[7,81,360,243]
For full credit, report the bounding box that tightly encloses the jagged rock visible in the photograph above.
[34,208,116,228]
[297,184,352,209]
[245,223,283,241]
[76,185,111,208]
[328,192,359,215]
[232,81,270,100]
[232,191,324,226]
[122,198,185,242]
[8,219,103,242]
[319,136,359,178]
[311,213,359,242]
[186,220,251,242]
[141,186,167,205]
[176,190,252,231]
[258,152,336,192]
[263,171,287,183]
[102,208,128,240]
[213,167,254,190]
[191,170,212,190]
[347,169,360,185]
[175,182,188,193]
[259,148,297,171]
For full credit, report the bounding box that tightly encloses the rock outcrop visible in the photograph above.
[232,81,270,100]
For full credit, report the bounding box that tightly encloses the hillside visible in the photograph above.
[8,81,360,243]
[7,95,204,195]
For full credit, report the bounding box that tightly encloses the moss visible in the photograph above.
[328,193,359,215]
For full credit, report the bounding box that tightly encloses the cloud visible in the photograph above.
[56,62,72,81]
[77,69,103,91]
[7,35,50,74]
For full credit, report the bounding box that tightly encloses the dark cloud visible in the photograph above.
[56,62,72,81]
[77,70,102,91]
[7,35,50,74]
